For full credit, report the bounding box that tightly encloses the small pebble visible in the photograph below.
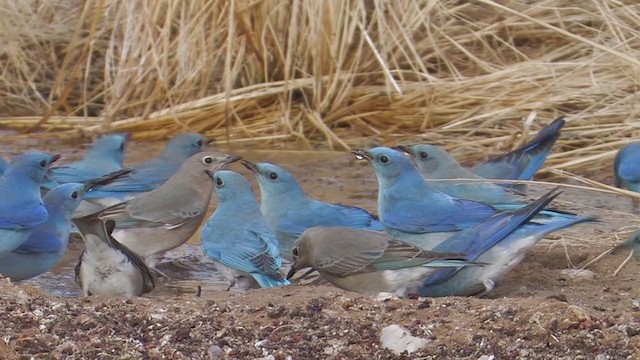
[208,345,224,359]
[558,269,595,282]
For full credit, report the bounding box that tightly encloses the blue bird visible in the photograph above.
[201,170,290,289]
[0,151,60,256]
[353,147,577,249]
[418,188,595,297]
[0,183,85,281]
[613,142,640,193]
[395,144,522,205]
[81,133,209,209]
[43,134,128,188]
[471,117,565,191]
[242,160,384,259]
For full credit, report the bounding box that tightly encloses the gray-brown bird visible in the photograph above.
[74,218,155,297]
[286,226,472,297]
[80,151,241,261]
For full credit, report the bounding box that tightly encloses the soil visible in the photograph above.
[1,144,640,359]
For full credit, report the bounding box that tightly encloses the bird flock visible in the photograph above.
[0,118,636,299]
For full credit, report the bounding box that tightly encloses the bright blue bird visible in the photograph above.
[43,134,128,189]
[353,147,578,249]
[201,170,290,289]
[614,142,640,193]
[81,133,209,208]
[0,183,85,281]
[0,151,60,256]
[243,160,384,259]
[418,188,595,297]
[471,117,565,191]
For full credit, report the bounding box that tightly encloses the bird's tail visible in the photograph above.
[486,117,565,181]
[252,273,291,288]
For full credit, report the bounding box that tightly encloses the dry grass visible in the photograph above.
[1,0,640,180]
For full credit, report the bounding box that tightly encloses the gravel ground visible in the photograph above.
[1,246,639,359]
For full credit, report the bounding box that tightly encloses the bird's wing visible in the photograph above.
[87,162,178,193]
[13,231,64,253]
[382,198,496,233]
[209,225,284,279]
[0,203,48,229]
[276,202,379,237]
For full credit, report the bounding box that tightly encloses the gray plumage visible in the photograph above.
[80,151,241,260]
[74,219,155,297]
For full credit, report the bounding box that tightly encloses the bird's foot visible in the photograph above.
[476,279,496,297]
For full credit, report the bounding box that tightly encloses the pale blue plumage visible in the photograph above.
[400,144,522,204]
[418,189,595,297]
[243,161,384,259]
[201,170,289,289]
[44,134,128,189]
[0,151,60,256]
[355,147,578,249]
[0,183,85,281]
[83,133,208,204]
[614,142,640,193]
[471,117,565,183]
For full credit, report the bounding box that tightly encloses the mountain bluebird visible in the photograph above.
[471,117,565,190]
[242,160,383,259]
[0,183,86,281]
[201,170,290,289]
[395,144,521,204]
[0,151,60,256]
[80,133,210,214]
[74,218,155,297]
[613,142,640,193]
[286,226,473,297]
[353,147,577,249]
[44,133,128,188]
[418,188,595,297]
[82,151,241,261]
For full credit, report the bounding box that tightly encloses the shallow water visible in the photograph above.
[5,140,639,298]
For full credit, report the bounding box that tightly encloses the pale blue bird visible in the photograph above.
[201,170,290,289]
[395,144,522,204]
[43,133,128,188]
[0,151,60,256]
[81,133,209,208]
[613,142,640,193]
[0,183,85,281]
[418,188,595,297]
[353,147,577,249]
[471,117,565,192]
[242,160,384,259]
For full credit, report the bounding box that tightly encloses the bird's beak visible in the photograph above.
[207,138,215,146]
[204,169,215,180]
[392,145,412,156]
[241,160,259,174]
[351,149,372,162]
[223,155,242,165]
[51,154,62,163]
[286,262,300,280]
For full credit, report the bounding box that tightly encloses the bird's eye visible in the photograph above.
[38,160,47,168]
[380,155,389,164]
[269,172,278,180]
[420,151,428,159]
[216,177,223,186]
[119,143,125,151]
[196,139,204,147]
[71,191,78,200]
[203,156,213,164]
[292,247,299,257]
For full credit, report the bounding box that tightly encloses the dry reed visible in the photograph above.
[1,0,640,182]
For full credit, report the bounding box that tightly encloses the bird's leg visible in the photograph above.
[226,279,236,291]
[167,259,198,271]
[151,267,171,280]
